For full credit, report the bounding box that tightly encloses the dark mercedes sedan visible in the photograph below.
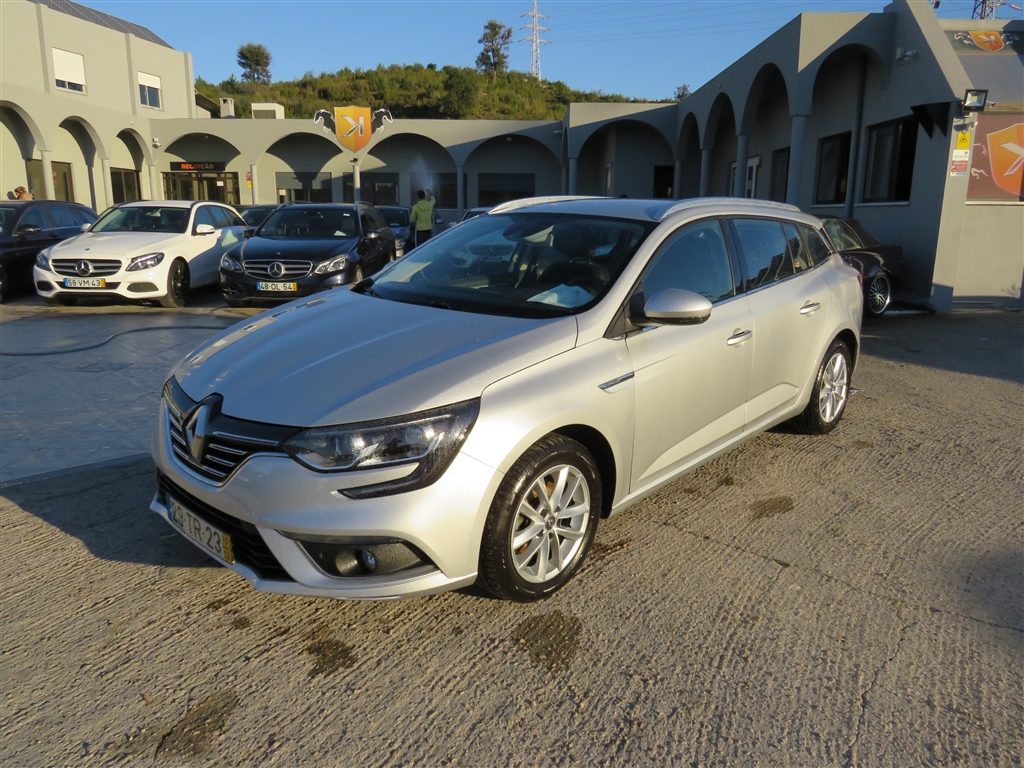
[219,202,396,307]
[820,217,905,317]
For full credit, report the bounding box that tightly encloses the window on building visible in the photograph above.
[362,173,399,206]
[276,172,332,203]
[26,159,74,201]
[814,131,851,205]
[408,173,462,208]
[478,173,535,207]
[110,168,141,204]
[53,48,86,93]
[770,147,790,203]
[653,166,674,199]
[138,72,162,109]
[863,117,918,203]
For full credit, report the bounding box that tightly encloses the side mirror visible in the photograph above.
[16,224,42,236]
[195,223,216,235]
[634,288,713,326]
[243,227,256,238]
[80,223,91,232]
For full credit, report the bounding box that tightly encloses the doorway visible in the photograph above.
[163,172,240,205]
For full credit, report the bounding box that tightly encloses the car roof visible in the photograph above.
[486,196,820,226]
[376,205,410,211]
[0,200,90,208]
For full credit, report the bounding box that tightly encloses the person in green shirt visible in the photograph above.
[409,188,436,248]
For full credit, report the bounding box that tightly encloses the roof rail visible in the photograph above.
[658,197,800,220]
[488,195,605,215]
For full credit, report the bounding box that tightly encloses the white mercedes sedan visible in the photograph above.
[150,197,862,601]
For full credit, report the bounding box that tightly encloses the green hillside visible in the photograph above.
[195,64,666,122]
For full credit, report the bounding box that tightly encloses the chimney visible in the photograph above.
[219,97,235,118]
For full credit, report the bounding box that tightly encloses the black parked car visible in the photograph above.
[376,206,412,257]
[219,202,397,307]
[820,217,906,317]
[0,200,97,302]
[238,204,281,228]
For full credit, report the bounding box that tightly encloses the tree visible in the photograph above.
[476,20,513,81]
[439,66,479,118]
[237,42,272,85]
[674,84,691,101]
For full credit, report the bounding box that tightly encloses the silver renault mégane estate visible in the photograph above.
[151,197,862,602]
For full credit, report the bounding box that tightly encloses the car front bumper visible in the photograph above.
[34,263,169,300]
[219,270,350,303]
[150,398,503,600]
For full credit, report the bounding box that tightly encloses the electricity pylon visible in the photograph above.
[519,0,550,80]
[972,0,1022,18]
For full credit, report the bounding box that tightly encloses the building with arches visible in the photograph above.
[1,0,1020,309]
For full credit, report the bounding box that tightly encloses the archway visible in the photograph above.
[111,130,148,203]
[162,133,245,205]
[261,132,344,203]
[704,93,737,197]
[741,64,792,201]
[465,134,562,208]
[576,119,674,198]
[53,117,105,208]
[364,134,456,208]
[1,104,42,198]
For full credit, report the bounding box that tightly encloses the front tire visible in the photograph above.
[478,435,600,601]
[158,259,190,308]
[865,272,892,317]
[794,339,852,435]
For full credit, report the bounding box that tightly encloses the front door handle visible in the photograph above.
[727,330,752,346]
[800,302,821,314]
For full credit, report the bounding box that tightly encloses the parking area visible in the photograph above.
[1,300,1021,766]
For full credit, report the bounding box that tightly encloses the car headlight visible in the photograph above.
[36,248,52,270]
[220,253,243,272]
[396,239,406,249]
[126,252,164,272]
[314,255,348,274]
[282,399,479,498]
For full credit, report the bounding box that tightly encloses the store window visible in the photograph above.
[111,168,141,204]
[814,131,850,205]
[478,173,535,207]
[26,159,74,201]
[53,48,86,93]
[863,117,918,203]
[138,72,162,109]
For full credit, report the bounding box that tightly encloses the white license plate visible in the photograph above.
[168,497,235,564]
[63,277,106,288]
[256,282,297,292]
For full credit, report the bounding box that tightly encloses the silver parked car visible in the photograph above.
[151,197,862,601]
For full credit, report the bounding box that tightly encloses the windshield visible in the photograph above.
[92,206,190,234]
[257,207,357,238]
[241,206,277,227]
[369,212,655,318]
[0,208,16,235]
[379,209,410,228]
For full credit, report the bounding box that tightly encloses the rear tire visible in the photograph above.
[477,435,600,601]
[158,259,189,308]
[794,339,852,435]
[864,272,892,317]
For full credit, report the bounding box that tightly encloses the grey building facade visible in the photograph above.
[2,0,1021,309]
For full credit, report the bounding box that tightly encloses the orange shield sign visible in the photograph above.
[986,122,1024,196]
[969,31,1004,52]
[334,106,372,152]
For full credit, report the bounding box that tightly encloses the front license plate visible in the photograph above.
[63,277,106,288]
[256,282,297,292]
[168,497,235,564]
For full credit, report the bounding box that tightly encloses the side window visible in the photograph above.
[359,211,374,234]
[72,206,97,225]
[225,208,245,227]
[371,210,388,231]
[640,219,734,303]
[209,207,233,229]
[801,226,833,266]
[50,206,79,228]
[782,222,812,272]
[822,219,861,251]
[18,208,50,231]
[733,218,793,291]
[192,206,217,231]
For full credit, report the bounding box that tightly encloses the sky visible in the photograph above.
[81,0,1023,101]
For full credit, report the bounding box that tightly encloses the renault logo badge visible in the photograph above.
[268,262,285,278]
[76,260,92,276]
[184,404,210,462]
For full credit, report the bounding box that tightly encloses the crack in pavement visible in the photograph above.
[843,617,918,768]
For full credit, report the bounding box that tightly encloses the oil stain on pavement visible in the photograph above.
[155,690,239,760]
[513,611,582,672]
[749,496,795,522]
[304,623,356,678]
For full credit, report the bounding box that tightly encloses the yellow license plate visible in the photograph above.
[168,497,235,564]
[63,277,106,288]
[256,282,297,292]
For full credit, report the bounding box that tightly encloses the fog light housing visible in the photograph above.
[288,536,431,578]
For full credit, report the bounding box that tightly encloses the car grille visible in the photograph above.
[51,258,122,277]
[163,378,299,484]
[243,260,312,279]
[157,472,293,582]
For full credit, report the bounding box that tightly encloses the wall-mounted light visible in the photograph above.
[552,129,563,136]
[896,47,918,62]
[963,89,988,112]
[151,137,161,148]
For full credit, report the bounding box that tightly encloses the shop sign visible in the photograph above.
[967,114,1024,201]
[170,162,227,171]
[313,107,394,153]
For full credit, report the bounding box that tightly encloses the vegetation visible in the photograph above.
[195,64,668,121]
[237,42,272,85]
[675,84,691,101]
[476,20,513,81]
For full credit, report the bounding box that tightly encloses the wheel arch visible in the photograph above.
[834,328,859,372]
[551,424,617,519]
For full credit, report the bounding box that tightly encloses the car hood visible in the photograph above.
[49,231,184,258]
[172,289,578,426]
[239,236,359,263]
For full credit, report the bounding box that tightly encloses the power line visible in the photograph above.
[519,0,550,79]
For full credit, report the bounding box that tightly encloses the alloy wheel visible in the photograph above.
[818,351,849,424]
[866,273,891,316]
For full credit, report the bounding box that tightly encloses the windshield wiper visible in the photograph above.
[350,277,382,298]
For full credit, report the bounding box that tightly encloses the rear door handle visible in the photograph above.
[727,330,752,346]
[799,302,821,314]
